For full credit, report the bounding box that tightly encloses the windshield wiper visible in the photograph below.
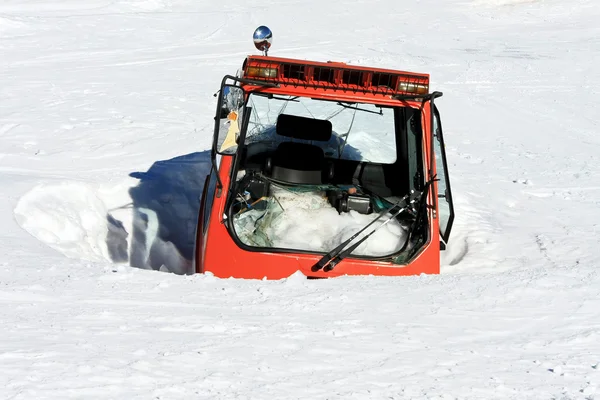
[398,174,438,253]
[253,93,299,102]
[311,192,419,273]
[336,102,383,115]
[312,175,437,272]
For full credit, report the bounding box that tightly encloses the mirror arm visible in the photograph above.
[210,132,224,197]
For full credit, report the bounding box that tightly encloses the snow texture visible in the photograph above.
[234,187,408,255]
[2,0,600,398]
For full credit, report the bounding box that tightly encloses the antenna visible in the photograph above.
[253,26,273,56]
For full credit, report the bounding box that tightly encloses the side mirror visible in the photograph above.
[215,85,245,155]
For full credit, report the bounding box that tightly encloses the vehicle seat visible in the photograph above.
[263,113,335,185]
[266,142,334,185]
[328,159,403,198]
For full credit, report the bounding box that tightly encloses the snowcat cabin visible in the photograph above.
[195,54,455,279]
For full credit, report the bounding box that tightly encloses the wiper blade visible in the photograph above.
[311,192,418,273]
[336,102,383,115]
[399,174,439,253]
[392,91,444,102]
[254,93,299,102]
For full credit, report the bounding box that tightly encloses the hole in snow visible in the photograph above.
[14,151,211,275]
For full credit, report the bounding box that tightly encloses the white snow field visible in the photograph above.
[2,0,600,398]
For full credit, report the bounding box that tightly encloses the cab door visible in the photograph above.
[432,105,454,245]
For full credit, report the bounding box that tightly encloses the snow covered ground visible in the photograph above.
[1,0,600,398]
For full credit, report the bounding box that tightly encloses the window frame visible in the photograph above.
[432,105,454,244]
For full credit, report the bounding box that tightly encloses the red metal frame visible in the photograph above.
[195,56,442,279]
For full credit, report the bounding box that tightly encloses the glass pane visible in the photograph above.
[216,86,244,155]
[245,93,396,163]
[433,109,453,242]
[433,115,447,198]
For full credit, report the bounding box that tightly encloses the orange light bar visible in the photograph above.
[246,65,278,78]
[242,56,430,96]
[398,81,429,95]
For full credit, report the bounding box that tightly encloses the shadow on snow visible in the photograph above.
[106,151,212,275]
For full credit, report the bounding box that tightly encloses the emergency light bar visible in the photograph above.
[242,56,430,96]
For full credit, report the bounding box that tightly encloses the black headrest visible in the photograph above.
[272,142,324,169]
[269,142,326,185]
[276,114,332,141]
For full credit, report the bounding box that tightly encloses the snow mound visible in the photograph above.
[236,187,408,256]
[13,152,209,275]
[14,182,110,262]
[272,189,407,256]
[14,178,194,275]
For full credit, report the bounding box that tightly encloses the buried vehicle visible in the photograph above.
[195,27,454,279]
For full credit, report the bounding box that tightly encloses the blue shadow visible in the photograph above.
[106,151,212,274]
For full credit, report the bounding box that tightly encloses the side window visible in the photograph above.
[433,106,454,244]
[215,85,245,155]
